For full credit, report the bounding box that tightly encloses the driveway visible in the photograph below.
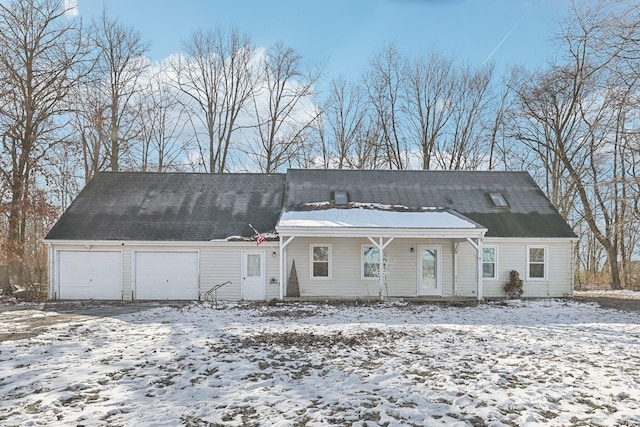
[0,302,170,342]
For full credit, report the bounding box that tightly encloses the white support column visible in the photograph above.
[279,235,295,300]
[466,236,484,300]
[378,237,384,298]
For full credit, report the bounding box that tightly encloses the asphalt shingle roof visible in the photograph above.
[283,169,576,238]
[45,172,286,241]
[46,169,576,241]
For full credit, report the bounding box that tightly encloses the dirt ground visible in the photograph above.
[0,301,171,342]
[573,292,640,312]
[1,295,638,343]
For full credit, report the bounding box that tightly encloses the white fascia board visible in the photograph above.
[276,226,486,239]
[44,239,279,247]
[483,237,579,243]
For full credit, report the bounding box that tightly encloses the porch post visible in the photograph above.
[378,237,384,299]
[279,235,284,300]
[466,235,485,301]
[279,235,295,300]
[367,237,395,299]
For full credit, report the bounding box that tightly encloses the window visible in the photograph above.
[489,193,508,208]
[334,191,348,205]
[247,254,261,277]
[310,244,331,279]
[482,246,497,279]
[362,245,380,279]
[527,246,547,280]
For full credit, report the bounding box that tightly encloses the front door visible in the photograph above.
[242,250,266,300]
[418,246,442,296]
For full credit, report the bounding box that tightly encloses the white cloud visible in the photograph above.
[64,0,79,18]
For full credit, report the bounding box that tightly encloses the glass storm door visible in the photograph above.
[418,246,442,296]
[242,251,266,300]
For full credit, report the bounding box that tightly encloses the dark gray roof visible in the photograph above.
[46,172,286,241]
[46,169,576,241]
[284,169,576,238]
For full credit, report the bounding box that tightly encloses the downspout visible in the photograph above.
[47,243,55,300]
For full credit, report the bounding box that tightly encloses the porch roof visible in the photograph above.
[276,207,487,238]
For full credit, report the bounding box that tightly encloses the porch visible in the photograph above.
[275,207,488,300]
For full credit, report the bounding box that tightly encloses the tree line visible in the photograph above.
[1,0,639,296]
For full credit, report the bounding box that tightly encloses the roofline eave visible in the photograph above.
[275,226,487,239]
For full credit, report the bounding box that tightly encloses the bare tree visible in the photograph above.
[0,0,89,286]
[89,7,149,172]
[172,27,258,173]
[365,44,409,169]
[134,66,190,172]
[510,0,640,289]
[70,83,109,182]
[245,43,322,173]
[405,51,457,170]
[434,63,494,170]
[323,78,368,168]
[485,68,519,171]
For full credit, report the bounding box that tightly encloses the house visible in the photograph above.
[45,169,577,301]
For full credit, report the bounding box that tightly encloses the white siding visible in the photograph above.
[456,241,479,298]
[482,239,574,298]
[48,237,573,301]
[284,237,456,298]
[49,242,280,301]
[199,244,280,301]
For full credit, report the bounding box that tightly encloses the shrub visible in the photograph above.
[504,270,524,299]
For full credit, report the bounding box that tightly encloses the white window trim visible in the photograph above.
[526,245,547,280]
[361,244,380,280]
[482,245,498,280]
[309,244,332,280]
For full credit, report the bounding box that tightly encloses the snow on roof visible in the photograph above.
[278,207,480,229]
[300,201,418,211]
[211,232,279,242]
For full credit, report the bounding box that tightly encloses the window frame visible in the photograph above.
[526,245,547,280]
[361,244,380,280]
[489,193,508,208]
[309,244,332,280]
[482,246,498,280]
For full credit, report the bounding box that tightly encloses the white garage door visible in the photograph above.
[134,251,199,300]
[58,251,122,300]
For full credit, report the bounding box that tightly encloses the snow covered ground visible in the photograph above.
[1,299,639,426]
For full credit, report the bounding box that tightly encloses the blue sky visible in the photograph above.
[76,0,571,82]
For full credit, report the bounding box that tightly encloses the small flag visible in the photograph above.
[249,224,266,245]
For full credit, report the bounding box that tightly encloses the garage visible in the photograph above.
[134,251,199,300]
[58,251,122,300]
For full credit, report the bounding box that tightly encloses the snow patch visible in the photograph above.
[1,300,639,426]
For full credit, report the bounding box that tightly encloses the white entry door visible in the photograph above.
[242,250,266,300]
[418,246,442,296]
